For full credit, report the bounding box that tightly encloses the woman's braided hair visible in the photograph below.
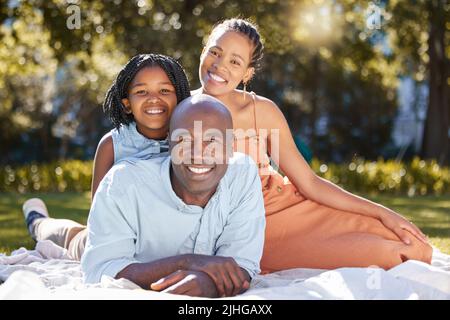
[103,53,191,130]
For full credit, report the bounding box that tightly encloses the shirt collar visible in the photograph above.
[161,157,224,214]
[130,122,169,152]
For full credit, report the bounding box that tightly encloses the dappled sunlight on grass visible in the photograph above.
[429,238,450,253]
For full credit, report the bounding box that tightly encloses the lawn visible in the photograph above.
[0,192,449,255]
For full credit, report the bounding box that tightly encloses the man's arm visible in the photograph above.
[115,255,189,289]
[148,269,219,297]
[116,254,218,298]
[151,253,252,297]
[120,253,249,295]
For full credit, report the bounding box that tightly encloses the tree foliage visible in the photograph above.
[0,0,447,164]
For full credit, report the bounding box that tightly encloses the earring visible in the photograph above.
[243,82,247,101]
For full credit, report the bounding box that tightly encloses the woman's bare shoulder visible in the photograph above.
[254,93,278,109]
[252,93,286,125]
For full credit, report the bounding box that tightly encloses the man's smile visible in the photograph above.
[183,164,216,180]
[187,166,213,174]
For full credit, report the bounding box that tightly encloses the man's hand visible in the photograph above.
[150,270,218,298]
[184,255,250,297]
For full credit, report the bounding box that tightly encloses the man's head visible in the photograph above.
[169,94,233,197]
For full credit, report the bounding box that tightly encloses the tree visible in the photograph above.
[421,0,449,165]
[387,0,449,165]
[1,0,445,164]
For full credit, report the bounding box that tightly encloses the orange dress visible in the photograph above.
[233,94,432,274]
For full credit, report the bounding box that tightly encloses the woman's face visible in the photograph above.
[199,29,255,97]
[122,66,177,139]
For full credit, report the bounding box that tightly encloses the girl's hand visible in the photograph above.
[378,209,429,245]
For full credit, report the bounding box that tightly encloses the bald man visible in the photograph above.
[80,95,266,298]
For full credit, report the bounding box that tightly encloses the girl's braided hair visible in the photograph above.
[103,53,191,130]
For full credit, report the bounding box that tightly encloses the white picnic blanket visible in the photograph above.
[0,240,449,300]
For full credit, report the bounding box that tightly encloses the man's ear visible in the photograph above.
[243,67,255,84]
[121,98,132,114]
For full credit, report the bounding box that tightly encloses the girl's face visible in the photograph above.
[199,30,255,97]
[122,66,177,139]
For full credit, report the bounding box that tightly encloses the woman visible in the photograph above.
[192,18,432,273]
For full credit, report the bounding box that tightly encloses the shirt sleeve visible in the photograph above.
[214,163,266,278]
[80,173,140,284]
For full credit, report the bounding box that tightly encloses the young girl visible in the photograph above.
[192,18,433,272]
[23,53,191,260]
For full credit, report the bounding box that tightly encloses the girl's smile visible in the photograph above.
[122,66,177,139]
[142,104,168,116]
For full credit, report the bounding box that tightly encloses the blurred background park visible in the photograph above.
[0,0,449,255]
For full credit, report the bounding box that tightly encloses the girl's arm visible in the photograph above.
[256,97,428,244]
[91,132,114,200]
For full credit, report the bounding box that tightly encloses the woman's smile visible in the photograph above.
[208,71,228,84]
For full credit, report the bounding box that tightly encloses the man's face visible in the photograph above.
[169,109,232,195]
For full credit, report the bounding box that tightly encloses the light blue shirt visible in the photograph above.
[81,153,266,284]
[110,122,169,163]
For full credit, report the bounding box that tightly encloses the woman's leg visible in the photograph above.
[261,197,433,273]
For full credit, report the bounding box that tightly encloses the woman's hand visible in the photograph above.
[378,209,429,245]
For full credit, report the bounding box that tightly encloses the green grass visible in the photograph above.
[0,192,449,255]
[0,192,91,255]
[365,194,450,254]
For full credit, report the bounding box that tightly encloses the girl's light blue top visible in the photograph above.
[110,122,169,163]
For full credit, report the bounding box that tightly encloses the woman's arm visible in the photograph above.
[256,97,428,244]
[91,133,114,200]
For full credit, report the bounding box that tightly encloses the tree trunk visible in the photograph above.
[421,0,449,165]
